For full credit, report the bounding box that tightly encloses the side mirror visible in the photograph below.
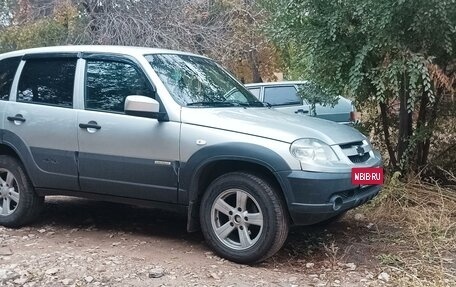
[124,95,166,120]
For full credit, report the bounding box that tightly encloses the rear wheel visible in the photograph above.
[0,155,44,228]
[200,172,289,264]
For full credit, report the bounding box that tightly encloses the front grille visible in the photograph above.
[348,153,371,163]
[339,140,372,164]
[339,141,363,149]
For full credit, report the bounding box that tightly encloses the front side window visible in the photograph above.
[85,60,154,113]
[146,54,263,107]
[0,57,21,100]
[17,58,76,108]
[263,86,302,106]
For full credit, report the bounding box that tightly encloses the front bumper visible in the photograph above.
[277,170,382,225]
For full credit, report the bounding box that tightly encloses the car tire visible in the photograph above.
[0,155,44,228]
[200,172,289,264]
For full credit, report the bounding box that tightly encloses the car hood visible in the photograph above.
[181,107,365,145]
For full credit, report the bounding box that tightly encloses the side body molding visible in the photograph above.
[1,130,79,190]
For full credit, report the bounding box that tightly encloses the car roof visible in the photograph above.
[245,81,310,87]
[0,45,202,60]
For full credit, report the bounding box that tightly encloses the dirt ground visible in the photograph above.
[0,196,397,286]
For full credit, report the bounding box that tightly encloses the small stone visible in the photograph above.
[62,278,72,285]
[38,229,46,233]
[288,276,298,282]
[366,223,375,229]
[45,268,59,275]
[85,276,94,283]
[0,269,8,278]
[95,267,106,273]
[112,242,121,246]
[0,246,13,256]
[345,263,357,270]
[209,272,220,280]
[149,267,165,278]
[334,280,340,284]
[378,272,390,282]
[0,269,18,281]
[13,277,27,285]
[306,263,315,268]
[354,213,365,221]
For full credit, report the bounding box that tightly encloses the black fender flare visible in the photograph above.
[180,142,292,232]
[0,130,39,186]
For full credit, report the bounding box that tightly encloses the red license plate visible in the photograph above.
[351,167,384,185]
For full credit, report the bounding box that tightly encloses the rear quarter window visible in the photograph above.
[247,87,261,99]
[0,57,21,100]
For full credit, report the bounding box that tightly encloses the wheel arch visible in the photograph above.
[0,143,22,160]
[182,143,293,232]
[0,132,38,188]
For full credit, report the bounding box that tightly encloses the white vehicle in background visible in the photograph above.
[245,81,358,124]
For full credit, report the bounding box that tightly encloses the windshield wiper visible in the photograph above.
[187,101,262,108]
[186,101,238,107]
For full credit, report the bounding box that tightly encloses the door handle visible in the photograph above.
[7,114,26,124]
[295,109,309,114]
[79,121,101,132]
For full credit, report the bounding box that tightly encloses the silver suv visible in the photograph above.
[0,46,382,264]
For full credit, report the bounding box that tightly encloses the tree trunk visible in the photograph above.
[397,73,412,170]
[416,91,428,167]
[249,49,262,83]
[379,102,397,168]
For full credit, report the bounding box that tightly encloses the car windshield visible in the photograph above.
[146,54,263,107]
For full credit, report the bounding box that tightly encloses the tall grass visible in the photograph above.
[370,179,456,286]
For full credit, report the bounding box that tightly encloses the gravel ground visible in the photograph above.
[0,197,392,286]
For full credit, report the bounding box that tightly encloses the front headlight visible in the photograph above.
[290,138,339,164]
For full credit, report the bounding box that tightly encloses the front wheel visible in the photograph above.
[200,172,289,264]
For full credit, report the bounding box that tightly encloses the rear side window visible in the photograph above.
[17,58,77,108]
[85,60,154,113]
[263,86,302,106]
[0,57,21,100]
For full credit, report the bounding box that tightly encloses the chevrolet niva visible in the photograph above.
[0,46,382,263]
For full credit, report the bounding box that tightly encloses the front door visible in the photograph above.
[77,57,180,203]
[263,85,311,115]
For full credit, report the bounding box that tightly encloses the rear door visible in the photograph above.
[3,55,79,190]
[76,55,180,203]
